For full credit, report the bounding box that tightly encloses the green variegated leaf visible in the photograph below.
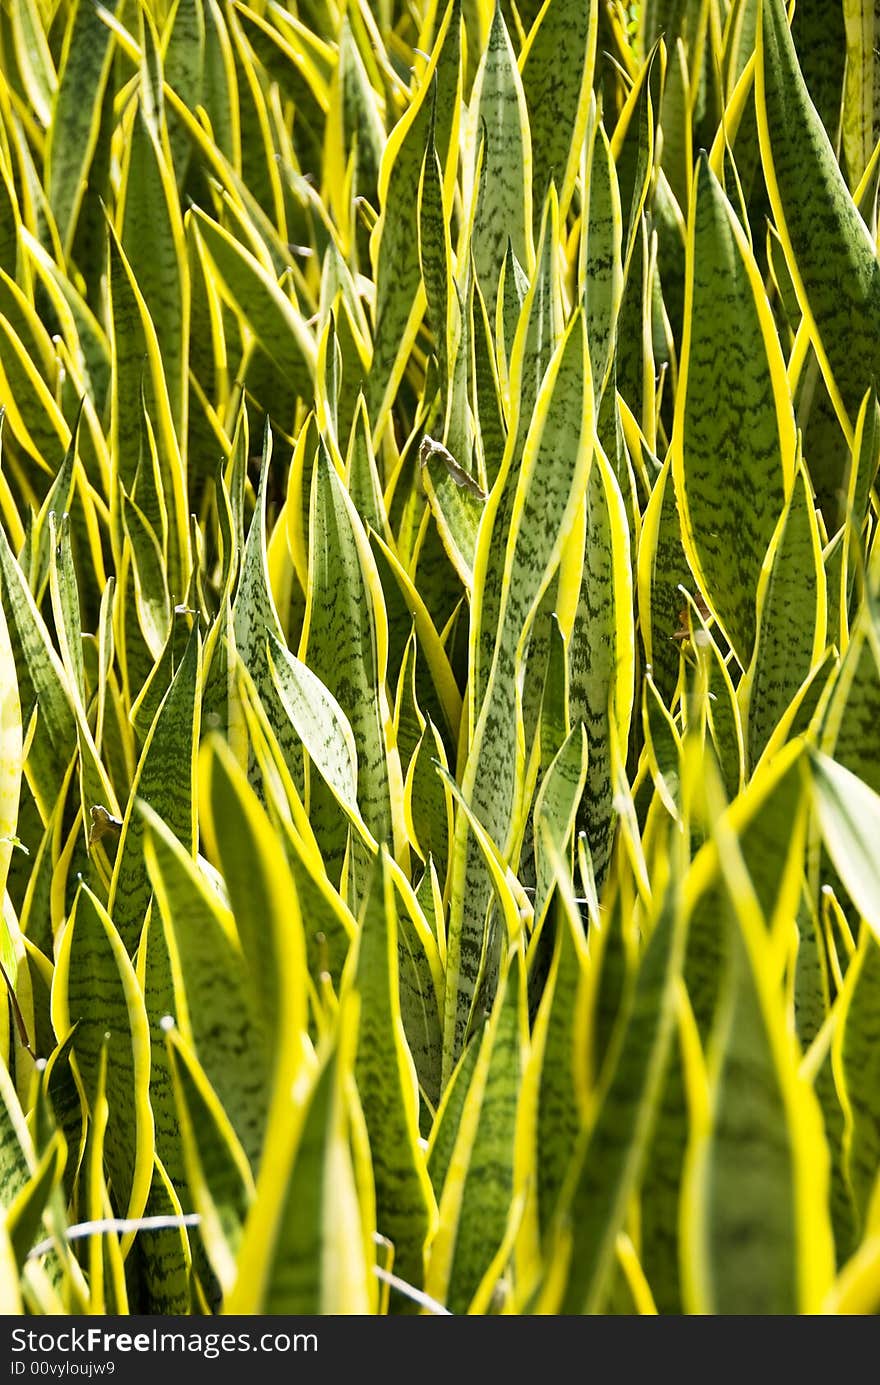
[741,465,827,768]
[521,0,598,225]
[532,726,589,934]
[227,1017,375,1315]
[143,808,271,1171]
[347,851,436,1301]
[470,7,532,315]
[44,0,119,258]
[0,520,76,824]
[812,749,880,942]
[570,439,634,887]
[637,453,691,706]
[528,872,590,1242]
[682,863,834,1313]
[445,310,592,1079]
[542,844,686,1314]
[51,886,154,1241]
[426,955,527,1314]
[834,926,880,1238]
[166,1027,254,1298]
[0,596,22,911]
[673,154,793,667]
[757,0,880,439]
[120,10,189,442]
[581,114,624,399]
[231,420,304,792]
[268,633,359,820]
[107,222,190,602]
[368,0,460,435]
[109,628,201,955]
[191,207,315,400]
[302,443,398,870]
[200,737,308,1091]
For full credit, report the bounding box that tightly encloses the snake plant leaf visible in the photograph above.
[638,1003,689,1314]
[506,219,563,499]
[142,807,272,1171]
[570,439,635,887]
[0,522,76,825]
[9,0,56,130]
[231,422,304,792]
[682,864,835,1314]
[445,311,592,1079]
[166,1027,254,1298]
[191,208,315,399]
[346,396,388,541]
[107,222,190,603]
[819,616,880,793]
[532,726,589,936]
[582,114,624,399]
[418,125,454,397]
[757,0,880,438]
[135,1160,192,1314]
[199,736,309,1089]
[6,1135,64,1272]
[812,750,880,943]
[301,442,398,864]
[841,390,880,609]
[426,954,528,1314]
[398,868,445,1114]
[419,435,484,589]
[369,529,462,743]
[51,885,154,1243]
[46,514,121,878]
[44,0,119,258]
[842,0,880,187]
[0,598,22,911]
[789,0,847,155]
[199,0,241,168]
[637,453,691,706]
[405,719,453,883]
[367,0,460,436]
[46,513,85,711]
[427,1033,481,1198]
[0,1058,34,1209]
[268,632,360,820]
[337,16,385,207]
[642,669,683,819]
[470,6,532,316]
[19,409,78,601]
[109,626,201,955]
[228,1015,375,1315]
[164,0,206,187]
[521,0,598,228]
[741,465,827,769]
[542,854,686,1314]
[119,9,189,443]
[347,851,436,1301]
[76,1045,128,1313]
[833,927,880,1237]
[536,611,569,775]
[0,303,69,472]
[0,159,19,285]
[529,866,590,1243]
[120,493,170,664]
[673,153,793,667]
[611,44,659,272]
[277,818,356,992]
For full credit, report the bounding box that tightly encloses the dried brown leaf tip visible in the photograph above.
[88,804,124,847]
[419,435,488,500]
[671,591,712,641]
